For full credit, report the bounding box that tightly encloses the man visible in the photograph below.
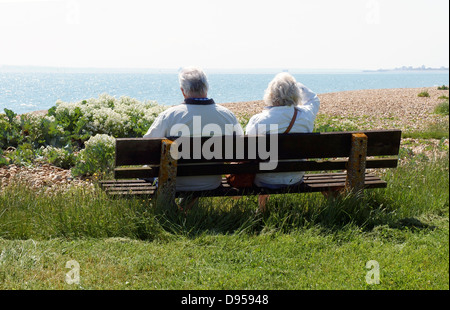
[144,66,244,196]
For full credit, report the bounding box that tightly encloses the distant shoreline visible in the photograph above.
[363,66,449,73]
[363,69,449,73]
[1,64,448,74]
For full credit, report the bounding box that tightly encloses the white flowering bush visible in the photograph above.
[2,94,166,175]
[51,94,166,140]
[72,134,116,177]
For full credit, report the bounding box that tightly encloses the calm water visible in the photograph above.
[0,71,448,114]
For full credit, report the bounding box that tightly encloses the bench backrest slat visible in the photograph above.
[114,157,399,179]
[115,130,401,166]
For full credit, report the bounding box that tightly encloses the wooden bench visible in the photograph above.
[99,130,401,205]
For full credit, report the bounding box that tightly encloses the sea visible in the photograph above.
[0,70,448,115]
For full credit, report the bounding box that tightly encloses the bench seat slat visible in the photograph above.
[104,185,155,191]
[304,175,380,184]
[101,181,149,187]
[100,173,386,197]
[99,179,148,184]
[108,190,156,195]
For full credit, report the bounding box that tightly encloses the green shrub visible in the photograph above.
[437,85,449,90]
[0,109,22,149]
[19,113,66,148]
[0,149,8,167]
[434,99,449,116]
[1,109,66,150]
[38,145,77,169]
[5,143,36,166]
[418,91,430,97]
[72,134,116,177]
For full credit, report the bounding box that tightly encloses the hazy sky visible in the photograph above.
[0,0,449,70]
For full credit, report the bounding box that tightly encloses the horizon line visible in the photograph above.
[1,64,449,74]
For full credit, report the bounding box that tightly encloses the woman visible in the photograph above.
[245,72,320,210]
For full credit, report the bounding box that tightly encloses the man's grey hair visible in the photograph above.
[178,66,209,98]
[263,72,301,107]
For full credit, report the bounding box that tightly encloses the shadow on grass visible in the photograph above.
[147,188,438,239]
[393,217,436,230]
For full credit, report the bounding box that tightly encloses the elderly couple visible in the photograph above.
[144,67,320,210]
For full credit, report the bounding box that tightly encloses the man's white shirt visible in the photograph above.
[144,99,244,191]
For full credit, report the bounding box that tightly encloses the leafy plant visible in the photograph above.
[39,145,77,169]
[418,91,430,98]
[0,109,22,149]
[0,149,9,167]
[437,85,449,90]
[4,108,17,123]
[4,143,36,166]
[19,113,66,148]
[72,134,116,177]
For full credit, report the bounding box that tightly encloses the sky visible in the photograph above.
[0,0,449,71]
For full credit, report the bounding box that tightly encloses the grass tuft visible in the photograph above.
[403,117,449,139]
[417,91,430,97]
[434,99,449,116]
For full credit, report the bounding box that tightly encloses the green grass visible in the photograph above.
[434,99,449,116]
[314,115,361,132]
[403,117,449,139]
[418,91,430,98]
[1,225,447,290]
[0,150,448,290]
[314,114,406,133]
[403,99,449,139]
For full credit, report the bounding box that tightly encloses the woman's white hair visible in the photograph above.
[178,66,209,98]
[263,72,301,107]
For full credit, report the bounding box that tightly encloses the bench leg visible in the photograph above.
[345,133,368,195]
[156,139,178,209]
[258,194,270,213]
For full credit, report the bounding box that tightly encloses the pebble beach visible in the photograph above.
[223,86,449,131]
[1,86,448,192]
